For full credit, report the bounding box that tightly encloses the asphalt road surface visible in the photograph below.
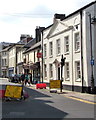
[1,86,95,119]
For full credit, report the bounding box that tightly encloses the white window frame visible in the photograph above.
[44,44,47,57]
[56,39,60,55]
[64,36,69,53]
[44,64,47,78]
[49,64,53,78]
[74,32,80,52]
[75,61,81,82]
[49,42,53,57]
[65,62,70,81]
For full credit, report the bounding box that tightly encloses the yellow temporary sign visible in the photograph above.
[5,85,23,98]
[50,80,61,89]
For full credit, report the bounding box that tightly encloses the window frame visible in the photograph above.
[65,62,70,81]
[56,39,61,55]
[75,61,81,82]
[64,36,69,54]
[49,64,53,78]
[49,41,53,57]
[74,32,80,52]
[44,44,47,58]
[44,64,47,78]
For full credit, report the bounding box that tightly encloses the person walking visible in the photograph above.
[21,73,25,85]
[25,73,29,86]
[18,73,22,83]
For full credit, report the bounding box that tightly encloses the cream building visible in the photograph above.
[0,46,10,77]
[43,1,96,93]
[8,44,24,77]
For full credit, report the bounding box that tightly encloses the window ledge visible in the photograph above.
[64,52,70,55]
[49,77,53,80]
[65,78,70,81]
[74,50,80,53]
[44,57,47,59]
[44,77,47,80]
[49,55,53,58]
[75,78,81,82]
[56,54,61,57]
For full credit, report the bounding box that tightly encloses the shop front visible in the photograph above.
[8,67,14,77]
[23,63,29,74]
[1,67,8,78]
[30,62,40,84]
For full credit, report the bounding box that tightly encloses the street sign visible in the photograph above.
[50,80,61,89]
[5,85,23,98]
[90,59,94,65]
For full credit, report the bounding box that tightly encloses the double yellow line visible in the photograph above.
[65,96,96,105]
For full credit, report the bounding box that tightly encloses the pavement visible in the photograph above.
[0,78,96,104]
[28,85,96,104]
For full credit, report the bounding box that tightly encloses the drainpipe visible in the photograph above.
[71,27,74,91]
[41,31,43,83]
[80,11,84,93]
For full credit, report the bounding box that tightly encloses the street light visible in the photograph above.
[88,13,96,93]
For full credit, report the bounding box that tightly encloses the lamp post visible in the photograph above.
[88,13,96,93]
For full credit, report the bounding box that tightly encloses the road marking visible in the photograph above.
[64,96,96,105]
[28,86,96,105]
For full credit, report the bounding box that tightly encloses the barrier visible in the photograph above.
[36,83,47,89]
[5,85,23,99]
[0,90,5,98]
[50,80,61,89]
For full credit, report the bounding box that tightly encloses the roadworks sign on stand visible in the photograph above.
[5,85,23,99]
[50,80,61,93]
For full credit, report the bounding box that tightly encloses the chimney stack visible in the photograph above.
[35,26,45,43]
[53,13,65,23]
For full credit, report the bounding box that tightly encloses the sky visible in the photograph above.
[0,0,94,43]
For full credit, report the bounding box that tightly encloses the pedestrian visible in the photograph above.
[25,73,29,86]
[28,73,31,86]
[18,73,22,83]
[14,73,18,83]
[25,73,31,86]
[29,73,32,84]
[21,73,25,85]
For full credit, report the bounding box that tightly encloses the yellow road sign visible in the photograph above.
[5,85,23,99]
[50,80,61,89]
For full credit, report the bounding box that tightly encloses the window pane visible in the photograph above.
[49,42,53,56]
[56,39,60,54]
[49,64,53,78]
[75,61,81,79]
[44,44,47,57]
[44,64,47,78]
[75,33,80,51]
[65,36,69,52]
[65,62,70,79]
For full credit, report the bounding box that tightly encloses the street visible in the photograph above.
[1,85,95,119]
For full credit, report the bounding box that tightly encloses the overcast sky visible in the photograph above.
[0,0,94,43]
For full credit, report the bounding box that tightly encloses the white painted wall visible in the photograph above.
[43,2,96,89]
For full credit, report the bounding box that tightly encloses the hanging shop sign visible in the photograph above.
[37,52,42,58]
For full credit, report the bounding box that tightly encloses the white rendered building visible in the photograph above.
[42,1,96,93]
